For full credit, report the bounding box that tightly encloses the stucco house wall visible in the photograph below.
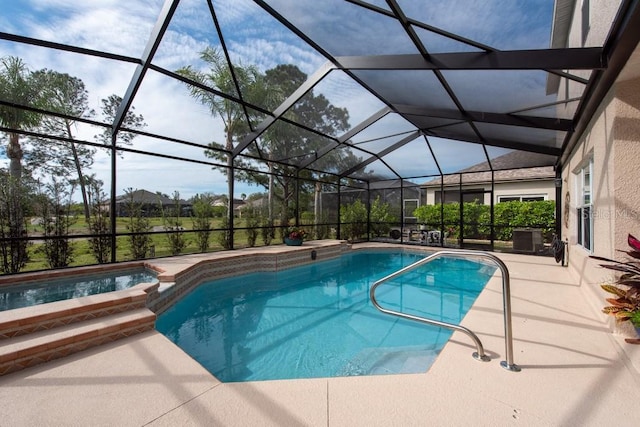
[559,0,640,331]
[561,86,616,309]
[493,180,556,203]
[423,177,555,205]
[553,0,640,335]
[562,76,640,334]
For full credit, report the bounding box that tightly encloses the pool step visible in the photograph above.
[0,287,157,376]
[0,288,150,340]
[339,346,441,376]
[0,308,156,376]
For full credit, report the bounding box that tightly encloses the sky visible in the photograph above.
[0,0,556,200]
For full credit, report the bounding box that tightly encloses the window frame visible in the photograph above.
[403,199,419,220]
[497,194,547,203]
[435,189,485,204]
[575,158,593,252]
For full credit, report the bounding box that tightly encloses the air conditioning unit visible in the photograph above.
[513,228,543,254]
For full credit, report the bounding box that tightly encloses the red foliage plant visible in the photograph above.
[287,228,307,240]
[591,234,640,326]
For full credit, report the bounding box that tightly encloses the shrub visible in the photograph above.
[244,207,260,247]
[0,174,30,273]
[86,179,111,264]
[192,196,213,252]
[216,215,232,249]
[340,199,367,241]
[162,191,187,255]
[370,196,397,237]
[124,188,152,260]
[39,180,75,269]
[315,213,331,240]
[494,200,555,241]
[261,218,275,246]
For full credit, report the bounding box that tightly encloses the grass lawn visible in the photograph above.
[21,216,277,272]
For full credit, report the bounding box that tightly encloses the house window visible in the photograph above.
[435,190,485,204]
[403,199,419,220]
[497,195,546,203]
[576,159,593,251]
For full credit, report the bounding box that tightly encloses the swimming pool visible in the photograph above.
[0,269,157,312]
[156,250,496,382]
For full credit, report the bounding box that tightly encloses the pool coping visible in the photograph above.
[146,239,349,314]
[0,260,162,289]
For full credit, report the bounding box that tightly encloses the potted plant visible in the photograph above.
[591,234,640,343]
[284,228,307,246]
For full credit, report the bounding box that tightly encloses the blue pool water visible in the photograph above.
[156,251,495,382]
[0,269,157,311]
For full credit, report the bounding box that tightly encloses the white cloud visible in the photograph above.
[228,38,323,75]
[26,0,162,57]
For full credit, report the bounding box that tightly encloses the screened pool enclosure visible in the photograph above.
[1,1,639,272]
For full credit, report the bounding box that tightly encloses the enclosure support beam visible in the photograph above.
[335,48,605,71]
[298,107,391,169]
[232,62,335,157]
[339,132,420,178]
[112,0,179,134]
[395,104,573,132]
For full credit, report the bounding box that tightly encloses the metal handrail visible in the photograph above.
[369,250,520,372]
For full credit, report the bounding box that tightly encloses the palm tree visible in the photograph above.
[0,56,43,272]
[0,56,43,181]
[176,47,274,241]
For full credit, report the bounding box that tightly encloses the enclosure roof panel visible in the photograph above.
[1,0,639,189]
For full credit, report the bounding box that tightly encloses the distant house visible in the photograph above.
[236,197,268,217]
[212,196,246,217]
[420,152,556,205]
[108,189,191,217]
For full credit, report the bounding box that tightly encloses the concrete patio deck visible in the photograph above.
[0,245,639,426]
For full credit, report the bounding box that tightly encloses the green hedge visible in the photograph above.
[340,196,399,241]
[413,200,555,242]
